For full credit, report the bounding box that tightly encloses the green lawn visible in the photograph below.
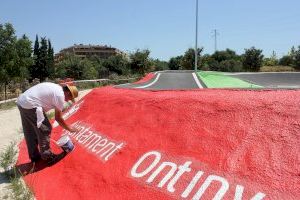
[198,71,263,88]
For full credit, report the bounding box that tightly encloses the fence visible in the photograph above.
[0,77,140,104]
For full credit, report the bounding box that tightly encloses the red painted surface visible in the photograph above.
[133,72,155,84]
[17,87,300,200]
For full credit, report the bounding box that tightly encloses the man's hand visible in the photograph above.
[69,127,79,133]
[55,109,79,133]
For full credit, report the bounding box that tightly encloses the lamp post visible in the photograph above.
[194,0,199,72]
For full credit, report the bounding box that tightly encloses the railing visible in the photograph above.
[0,77,139,105]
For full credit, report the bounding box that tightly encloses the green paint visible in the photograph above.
[197,71,263,88]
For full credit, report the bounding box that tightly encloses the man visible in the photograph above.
[17,82,79,164]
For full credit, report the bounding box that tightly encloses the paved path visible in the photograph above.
[117,70,204,90]
[227,72,300,88]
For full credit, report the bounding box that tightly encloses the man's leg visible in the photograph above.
[36,115,53,160]
[18,106,41,162]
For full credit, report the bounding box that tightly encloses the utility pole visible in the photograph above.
[212,29,219,52]
[195,0,199,72]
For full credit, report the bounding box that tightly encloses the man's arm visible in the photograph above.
[55,109,77,132]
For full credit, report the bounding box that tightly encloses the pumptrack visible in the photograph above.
[17,73,300,200]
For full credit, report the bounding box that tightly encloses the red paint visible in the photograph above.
[17,87,300,199]
[133,72,155,84]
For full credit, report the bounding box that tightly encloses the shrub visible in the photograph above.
[219,59,243,72]
[279,55,293,66]
[294,46,300,70]
[242,47,264,72]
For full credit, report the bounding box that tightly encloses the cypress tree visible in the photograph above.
[47,39,55,78]
[29,35,40,80]
[33,35,39,56]
[39,37,48,81]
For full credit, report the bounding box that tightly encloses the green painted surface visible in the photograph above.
[197,71,263,88]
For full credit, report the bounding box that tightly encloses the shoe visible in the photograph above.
[43,152,58,166]
[20,162,36,175]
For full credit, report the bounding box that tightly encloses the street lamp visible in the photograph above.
[194,0,199,72]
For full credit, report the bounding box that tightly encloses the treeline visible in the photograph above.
[1,21,300,88]
[169,47,300,72]
[55,50,168,80]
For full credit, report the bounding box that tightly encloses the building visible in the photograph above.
[55,44,125,62]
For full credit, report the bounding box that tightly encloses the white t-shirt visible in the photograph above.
[17,82,65,112]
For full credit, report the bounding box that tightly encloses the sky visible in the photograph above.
[1,0,300,61]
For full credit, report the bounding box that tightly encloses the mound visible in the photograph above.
[17,87,300,200]
[133,72,156,84]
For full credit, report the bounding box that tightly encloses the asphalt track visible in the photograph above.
[118,71,300,89]
[117,70,205,90]
[227,72,300,88]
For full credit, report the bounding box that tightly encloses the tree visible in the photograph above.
[15,35,34,80]
[151,59,168,71]
[103,54,130,75]
[29,36,55,81]
[29,35,40,80]
[130,49,151,74]
[289,46,296,60]
[168,56,182,70]
[219,59,243,72]
[33,35,39,56]
[263,51,278,66]
[81,59,98,79]
[200,54,213,70]
[180,48,203,70]
[279,46,300,69]
[38,37,49,81]
[211,49,239,63]
[89,55,109,78]
[206,49,241,72]
[0,23,17,85]
[47,39,55,78]
[55,53,83,79]
[0,23,33,99]
[242,47,264,72]
[207,59,220,71]
[279,55,293,66]
[294,46,300,70]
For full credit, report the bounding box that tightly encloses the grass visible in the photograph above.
[0,142,18,172]
[260,66,296,72]
[0,141,34,200]
[0,101,17,110]
[9,173,33,200]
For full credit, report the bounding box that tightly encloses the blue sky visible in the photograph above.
[1,0,300,61]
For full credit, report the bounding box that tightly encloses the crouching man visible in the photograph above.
[17,82,79,164]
